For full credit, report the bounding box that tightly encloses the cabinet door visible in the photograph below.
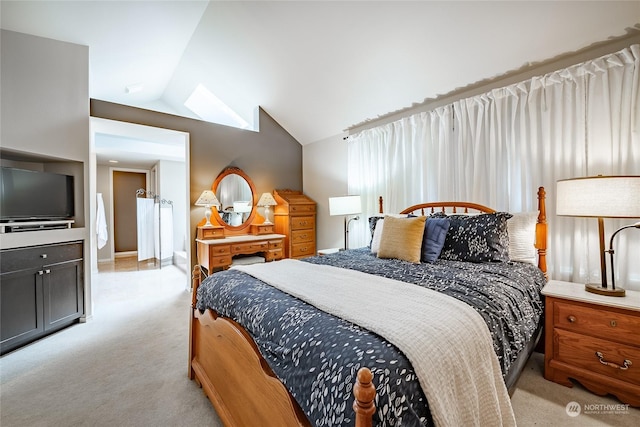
[43,260,84,331]
[0,268,44,354]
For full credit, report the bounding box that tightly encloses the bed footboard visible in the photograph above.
[189,266,377,427]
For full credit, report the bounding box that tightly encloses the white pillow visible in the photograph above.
[507,212,538,264]
[370,219,384,254]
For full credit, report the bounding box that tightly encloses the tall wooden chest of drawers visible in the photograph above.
[273,189,316,259]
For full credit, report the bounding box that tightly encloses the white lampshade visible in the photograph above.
[257,192,277,207]
[233,201,252,213]
[195,190,220,207]
[556,176,640,218]
[329,195,361,216]
[195,190,220,227]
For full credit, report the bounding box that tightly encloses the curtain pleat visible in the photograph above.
[348,44,640,290]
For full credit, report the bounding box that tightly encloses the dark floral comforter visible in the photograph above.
[196,248,546,427]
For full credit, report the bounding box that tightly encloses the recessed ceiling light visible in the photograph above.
[109,160,119,163]
[125,83,144,94]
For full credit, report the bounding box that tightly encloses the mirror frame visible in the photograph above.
[210,166,256,233]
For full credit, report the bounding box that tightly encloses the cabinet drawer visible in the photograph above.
[555,301,640,346]
[232,242,269,255]
[290,204,316,214]
[1,242,83,272]
[291,229,314,244]
[268,240,283,250]
[554,328,640,386]
[208,245,231,256]
[291,216,315,230]
[210,256,233,268]
[265,249,283,261]
[291,242,315,258]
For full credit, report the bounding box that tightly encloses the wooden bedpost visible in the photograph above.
[378,196,383,214]
[535,187,548,279]
[353,367,376,427]
[188,265,202,380]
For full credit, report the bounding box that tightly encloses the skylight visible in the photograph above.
[184,84,249,130]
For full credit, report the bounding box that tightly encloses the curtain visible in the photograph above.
[136,198,155,262]
[348,44,640,290]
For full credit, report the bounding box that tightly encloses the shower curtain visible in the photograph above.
[154,202,174,266]
[136,198,155,262]
[136,194,174,267]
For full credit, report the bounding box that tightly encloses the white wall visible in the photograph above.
[1,30,92,317]
[303,133,354,251]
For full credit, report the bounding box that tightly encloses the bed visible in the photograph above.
[189,187,548,427]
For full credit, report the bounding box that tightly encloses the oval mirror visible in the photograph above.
[211,167,256,232]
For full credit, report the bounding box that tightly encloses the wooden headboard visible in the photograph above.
[378,187,547,277]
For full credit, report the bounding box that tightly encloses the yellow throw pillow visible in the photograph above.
[377,215,426,263]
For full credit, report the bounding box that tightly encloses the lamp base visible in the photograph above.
[585,283,626,297]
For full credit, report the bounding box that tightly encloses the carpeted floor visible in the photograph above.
[1,264,638,426]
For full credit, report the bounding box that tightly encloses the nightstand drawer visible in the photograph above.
[554,329,640,386]
[555,301,640,346]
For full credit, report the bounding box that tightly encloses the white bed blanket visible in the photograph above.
[234,259,516,427]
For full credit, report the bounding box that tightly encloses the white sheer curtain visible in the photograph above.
[348,44,640,290]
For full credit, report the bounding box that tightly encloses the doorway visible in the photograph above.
[88,118,190,319]
[113,171,146,255]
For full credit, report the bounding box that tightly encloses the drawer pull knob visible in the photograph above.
[595,351,632,370]
[567,315,576,323]
[610,320,617,327]
[41,254,48,259]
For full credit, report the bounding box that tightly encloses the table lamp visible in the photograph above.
[195,190,220,227]
[556,176,640,296]
[329,195,362,250]
[257,192,277,225]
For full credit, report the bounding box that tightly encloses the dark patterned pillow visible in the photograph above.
[439,212,512,263]
[368,216,384,240]
[421,218,450,263]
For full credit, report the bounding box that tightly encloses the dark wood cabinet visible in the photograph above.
[1,241,84,355]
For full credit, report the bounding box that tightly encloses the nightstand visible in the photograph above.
[542,280,640,407]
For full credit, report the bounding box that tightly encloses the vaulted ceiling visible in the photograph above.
[2,1,639,146]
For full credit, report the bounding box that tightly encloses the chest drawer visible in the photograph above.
[554,328,640,386]
[232,241,269,255]
[555,301,640,346]
[291,242,315,258]
[291,216,315,230]
[291,229,314,244]
[289,204,316,214]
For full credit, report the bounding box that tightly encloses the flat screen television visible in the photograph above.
[0,167,74,222]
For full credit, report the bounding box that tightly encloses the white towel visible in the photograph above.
[96,193,108,249]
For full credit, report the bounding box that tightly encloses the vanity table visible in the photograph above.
[195,167,286,273]
[196,232,285,272]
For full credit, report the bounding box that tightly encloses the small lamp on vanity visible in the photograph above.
[257,192,277,225]
[329,195,361,250]
[195,190,220,227]
[556,175,640,297]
